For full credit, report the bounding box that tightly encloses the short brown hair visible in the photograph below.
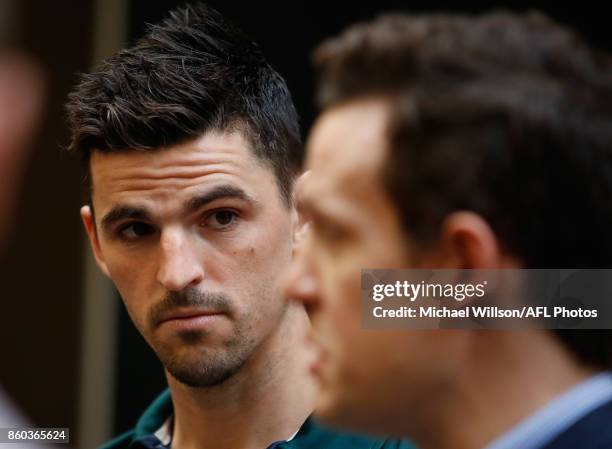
[314,11,612,369]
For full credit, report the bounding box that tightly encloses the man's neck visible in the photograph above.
[412,330,595,449]
[167,302,316,449]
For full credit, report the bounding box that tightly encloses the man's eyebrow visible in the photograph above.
[101,207,152,233]
[184,185,260,213]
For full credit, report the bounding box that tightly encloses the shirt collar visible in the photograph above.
[484,371,612,449]
[131,389,314,449]
[151,415,300,449]
[152,416,172,447]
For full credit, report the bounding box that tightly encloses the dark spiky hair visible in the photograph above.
[66,2,302,205]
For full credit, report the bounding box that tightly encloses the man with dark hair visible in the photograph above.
[66,3,408,449]
[285,11,612,449]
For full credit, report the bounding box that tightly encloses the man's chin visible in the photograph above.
[167,366,235,388]
[313,387,361,428]
[163,355,241,388]
[313,387,403,438]
[156,342,252,388]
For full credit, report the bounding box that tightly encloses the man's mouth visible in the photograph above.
[158,308,226,329]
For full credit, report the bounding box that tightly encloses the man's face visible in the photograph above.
[285,98,466,435]
[82,130,296,387]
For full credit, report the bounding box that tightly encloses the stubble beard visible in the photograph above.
[159,326,258,388]
[145,288,259,388]
[145,285,287,388]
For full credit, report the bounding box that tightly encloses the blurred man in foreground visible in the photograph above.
[66,3,408,449]
[285,11,612,449]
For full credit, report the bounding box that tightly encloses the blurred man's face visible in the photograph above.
[285,98,465,434]
[81,130,297,387]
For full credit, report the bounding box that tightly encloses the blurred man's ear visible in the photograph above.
[437,211,504,269]
[80,205,111,277]
[291,171,311,252]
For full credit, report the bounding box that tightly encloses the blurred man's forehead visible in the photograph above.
[304,98,390,202]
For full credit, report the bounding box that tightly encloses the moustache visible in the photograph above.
[148,288,233,328]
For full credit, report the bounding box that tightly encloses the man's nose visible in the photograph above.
[156,229,204,292]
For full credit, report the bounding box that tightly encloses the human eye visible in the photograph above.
[202,209,240,231]
[116,221,156,242]
[313,218,349,243]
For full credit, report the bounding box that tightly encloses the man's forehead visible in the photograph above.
[304,98,390,198]
[90,131,260,191]
[87,130,280,215]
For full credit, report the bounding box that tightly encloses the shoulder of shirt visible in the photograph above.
[286,433,413,449]
[97,389,172,449]
[97,430,135,449]
[287,418,415,449]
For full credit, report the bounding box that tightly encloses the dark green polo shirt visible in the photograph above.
[100,389,414,449]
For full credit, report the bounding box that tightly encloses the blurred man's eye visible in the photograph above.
[313,219,349,244]
[117,222,155,241]
[204,210,239,231]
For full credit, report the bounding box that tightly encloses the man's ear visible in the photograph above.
[80,205,111,277]
[291,171,311,252]
[437,211,502,269]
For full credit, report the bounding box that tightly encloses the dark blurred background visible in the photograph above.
[1,1,610,448]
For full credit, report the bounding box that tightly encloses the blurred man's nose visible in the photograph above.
[282,238,321,317]
[156,228,204,292]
